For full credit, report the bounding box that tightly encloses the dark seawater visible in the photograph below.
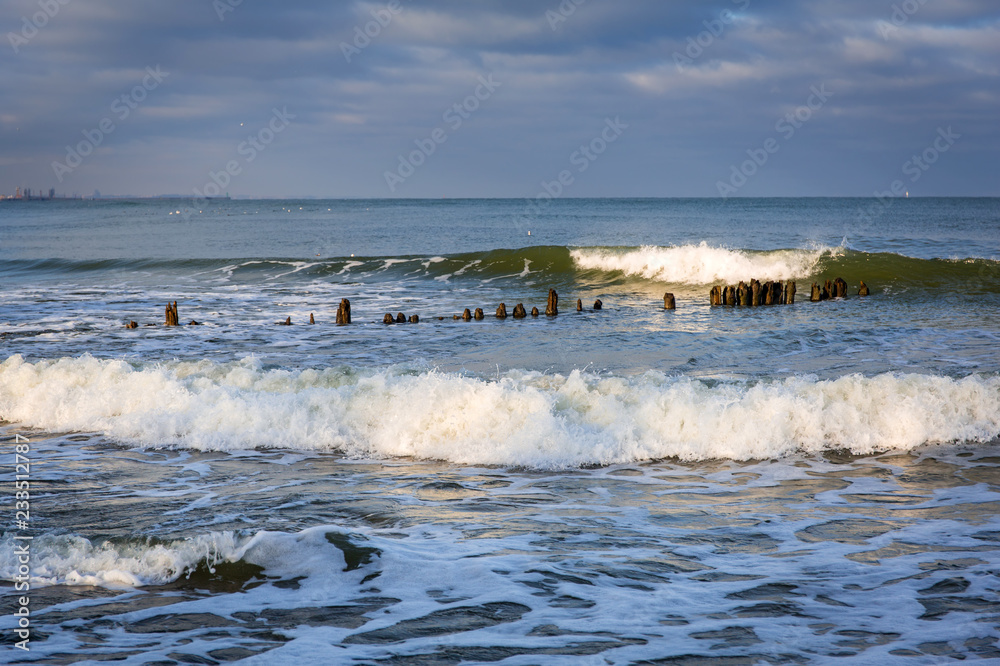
[1,197,999,664]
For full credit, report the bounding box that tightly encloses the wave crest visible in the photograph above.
[2,355,998,467]
[570,243,835,284]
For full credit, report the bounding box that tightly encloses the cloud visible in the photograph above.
[0,0,996,197]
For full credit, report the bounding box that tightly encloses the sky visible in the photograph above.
[0,0,997,198]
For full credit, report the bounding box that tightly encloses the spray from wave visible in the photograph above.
[2,355,998,467]
[570,243,837,285]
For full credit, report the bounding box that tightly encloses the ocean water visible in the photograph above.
[1,197,999,664]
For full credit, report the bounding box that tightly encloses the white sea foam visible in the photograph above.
[0,527,362,588]
[1,355,998,467]
[0,531,246,587]
[570,243,835,284]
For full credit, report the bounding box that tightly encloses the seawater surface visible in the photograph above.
[1,198,999,664]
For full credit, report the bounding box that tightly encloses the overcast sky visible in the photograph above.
[0,0,997,198]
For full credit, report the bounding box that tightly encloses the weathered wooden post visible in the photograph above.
[751,280,762,306]
[785,281,796,305]
[383,313,394,324]
[396,313,406,323]
[278,316,292,326]
[736,282,749,306]
[763,281,775,306]
[165,302,179,326]
[513,303,527,318]
[336,299,351,325]
[710,286,721,306]
[833,277,848,298]
[125,320,138,329]
[546,289,558,316]
[463,308,472,321]
[531,307,540,317]
[409,315,419,323]
[725,286,737,306]
[859,281,870,297]
[577,299,583,312]
[309,313,315,325]
[664,293,675,310]
[496,303,508,319]
[823,280,832,300]
[474,308,485,320]
[594,299,603,310]
[810,283,821,302]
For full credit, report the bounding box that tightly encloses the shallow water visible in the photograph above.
[3,426,999,663]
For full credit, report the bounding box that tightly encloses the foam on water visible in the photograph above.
[0,527,361,589]
[570,243,836,284]
[2,355,997,466]
[0,531,247,588]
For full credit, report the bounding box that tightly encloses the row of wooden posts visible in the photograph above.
[127,289,616,329]
[125,281,868,329]
[382,289,608,325]
[709,278,869,306]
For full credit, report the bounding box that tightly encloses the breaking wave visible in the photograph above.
[2,244,997,292]
[2,355,998,467]
[570,244,834,285]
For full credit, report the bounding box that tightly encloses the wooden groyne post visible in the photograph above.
[546,289,558,316]
[165,301,179,326]
[336,299,351,325]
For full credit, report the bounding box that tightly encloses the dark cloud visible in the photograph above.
[0,0,996,197]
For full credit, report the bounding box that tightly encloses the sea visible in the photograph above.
[1,197,999,664]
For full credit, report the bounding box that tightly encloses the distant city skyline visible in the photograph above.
[1,1,997,199]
